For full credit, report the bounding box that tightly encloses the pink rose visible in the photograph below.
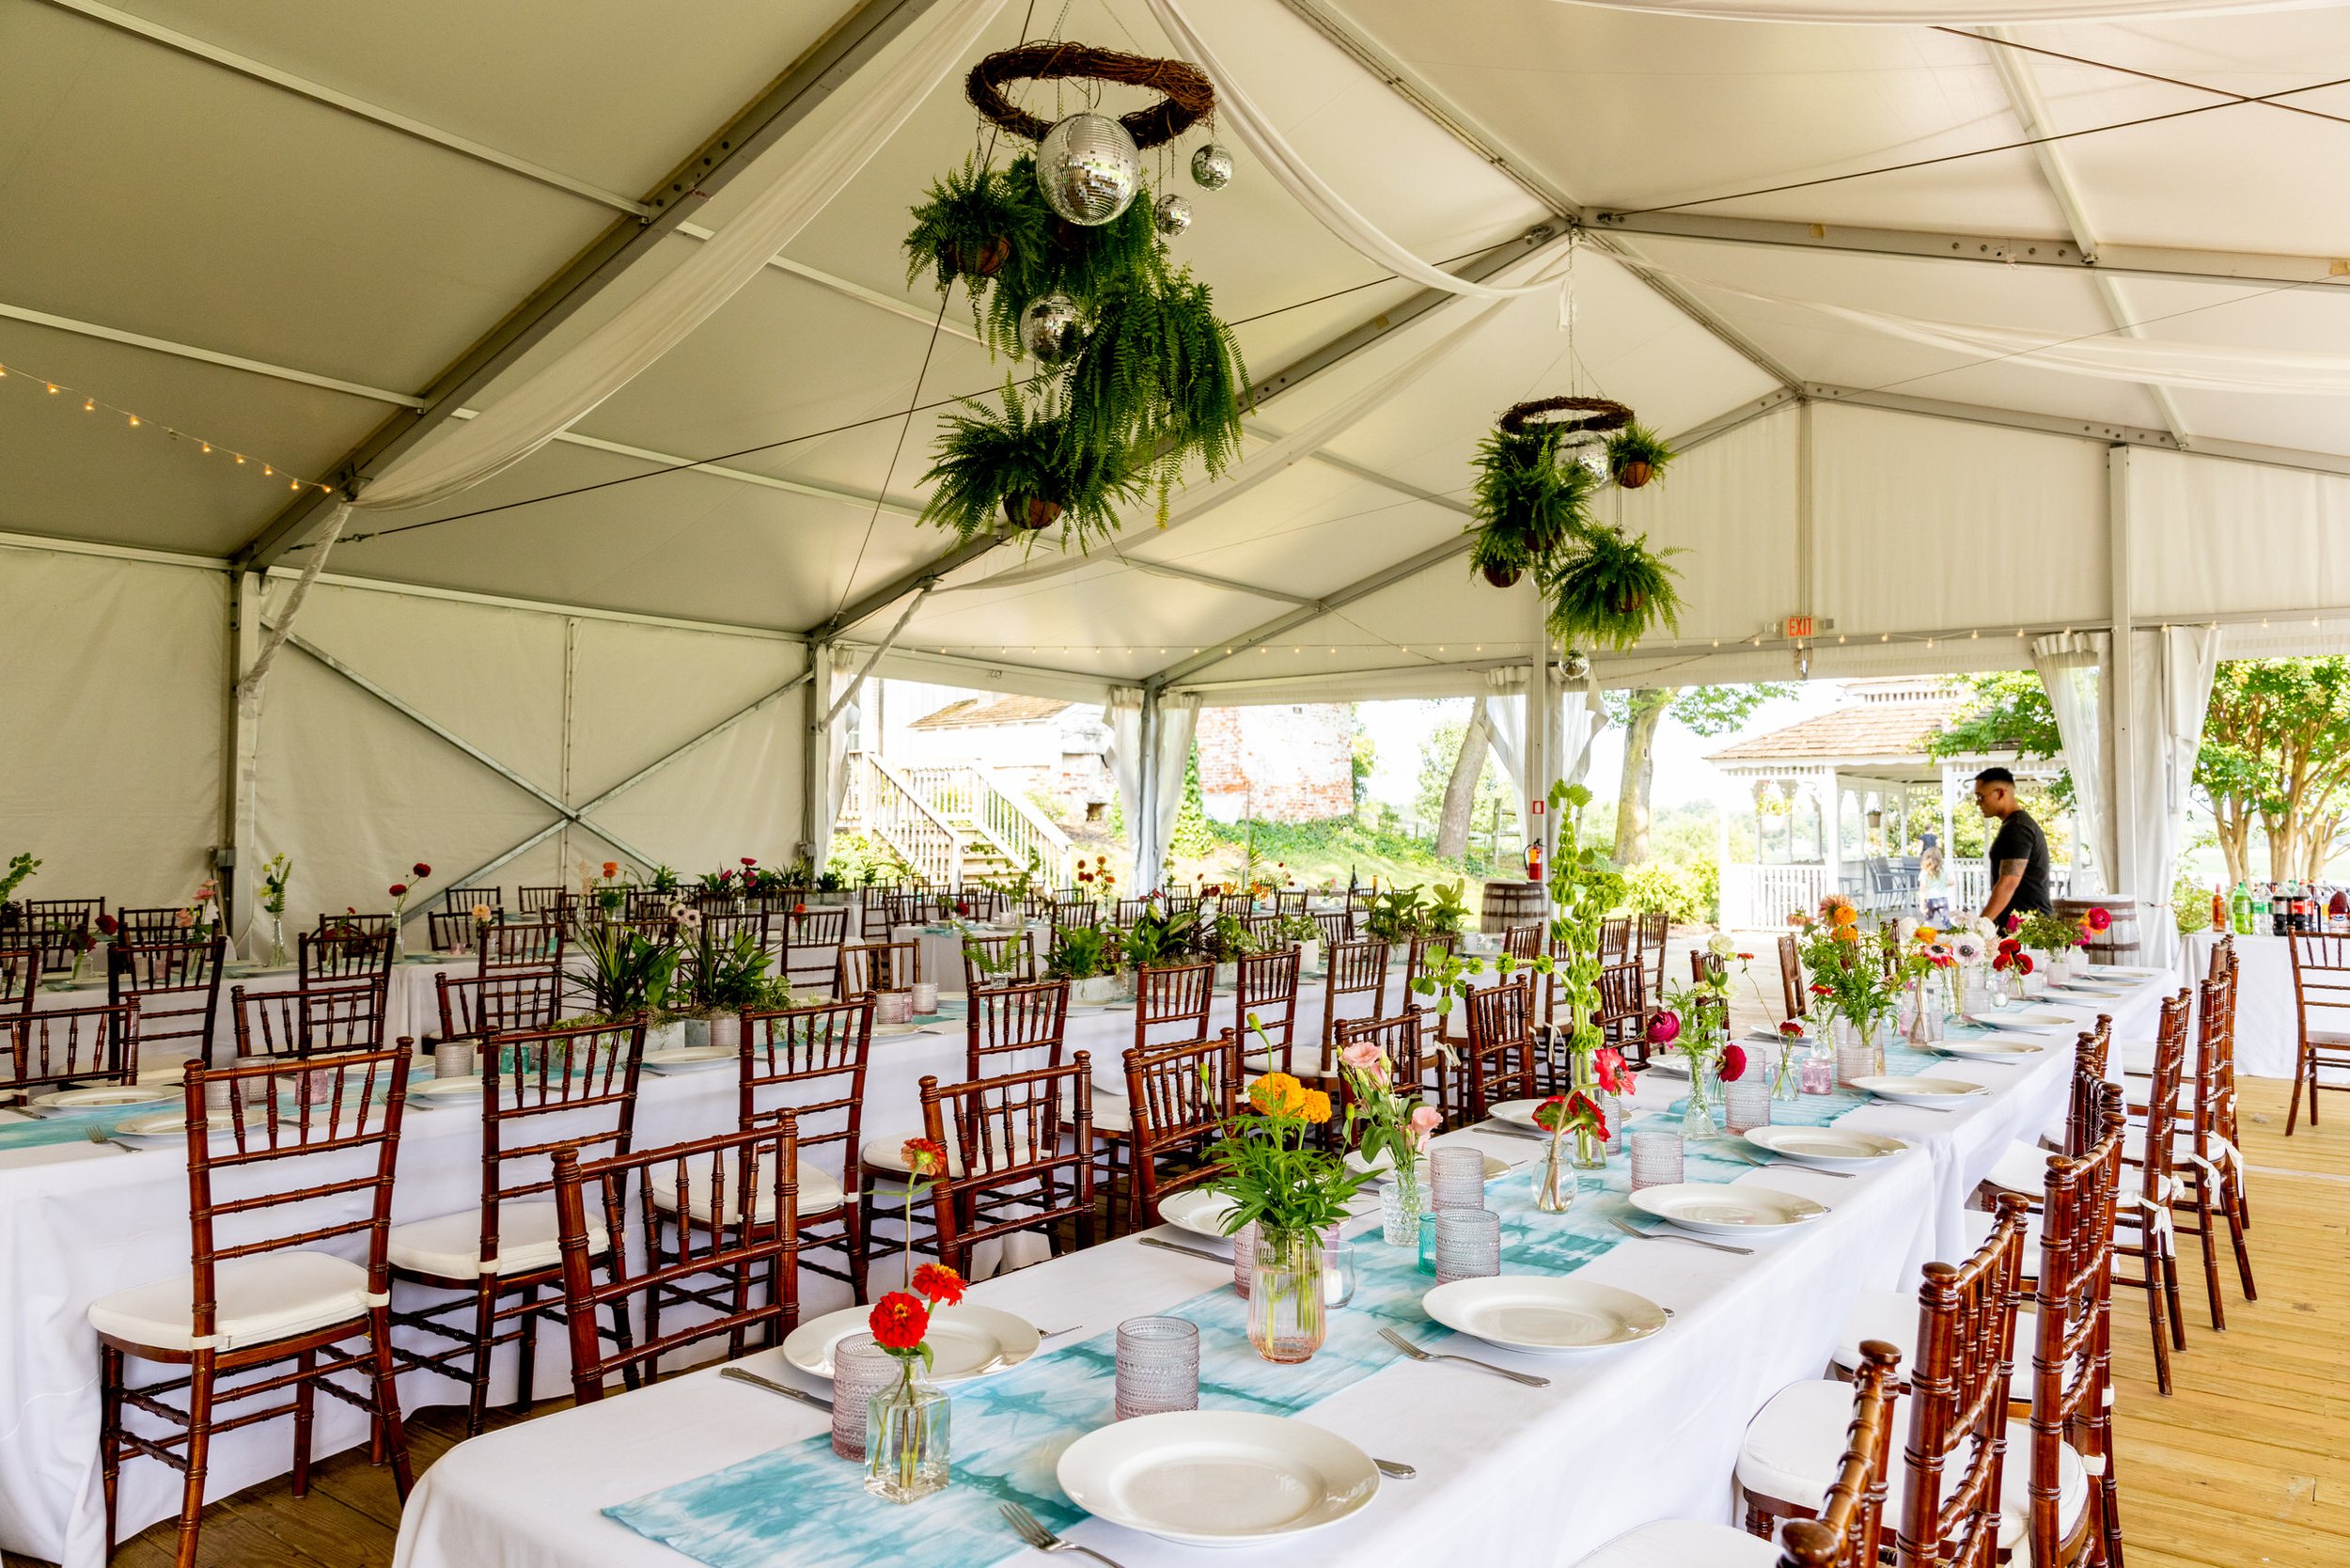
[1340,1041,1383,1073]
[1408,1105,1443,1146]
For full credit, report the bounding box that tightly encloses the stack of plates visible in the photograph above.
[1058,1412,1380,1546]
[1420,1278,1668,1354]
[1932,1038,2043,1062]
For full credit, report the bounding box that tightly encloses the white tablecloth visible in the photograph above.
[383,979,2171,1568]
[0,985,1352,1566]
[2175,932,2302,1079]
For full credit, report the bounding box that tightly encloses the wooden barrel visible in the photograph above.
[1480,879,1545,934]
[2056,897,2142,966]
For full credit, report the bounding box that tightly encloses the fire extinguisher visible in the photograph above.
[1526,839,1544,884]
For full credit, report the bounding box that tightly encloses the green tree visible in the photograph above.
[1349,711,1376,812]
[1606,683,1796,865]
[1415,713,1511,861]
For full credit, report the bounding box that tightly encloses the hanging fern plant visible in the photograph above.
[918,382,1142,549]
[1605,422,1675,490]
[1466,429,1595,588]
[1542,525,1685,651]
[1064,263,1247,511]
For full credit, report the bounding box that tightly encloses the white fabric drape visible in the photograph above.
[1105,690,1147,885]
[2031,631,2114,896]
[2122,626,2221,967]
[237,0,1006,712]
[1560,673,1605,791]
[820,649,862,869]
[1144,695,1203,888]
[944,236,1576,597]
[1141,0,1568,302]
[1553,0,2329,22]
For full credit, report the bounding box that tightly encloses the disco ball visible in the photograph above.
[1560,649,1591,681]
[1567,437,1609,482]
[1036,112,1141,226]
[1189,143,1234,191]
[1018,291,1085,366]
[1153,193,1192,236]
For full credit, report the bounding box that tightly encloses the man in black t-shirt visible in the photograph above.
[1972,766,2053,926]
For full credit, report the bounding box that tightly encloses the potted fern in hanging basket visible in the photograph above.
[1467,429,1595,588]
[1605,422,1675,490]
[918,384,1142,545]
[1543,525,1685,651]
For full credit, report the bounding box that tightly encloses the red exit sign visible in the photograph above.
[1783,615,1815,640]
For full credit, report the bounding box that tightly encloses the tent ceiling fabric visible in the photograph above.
[3,0,2348,698]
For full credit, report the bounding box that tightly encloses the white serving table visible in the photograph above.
[2175,932,2308,1078]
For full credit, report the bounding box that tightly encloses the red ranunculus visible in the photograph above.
[911,1262,965,1307]
[388,884,407,898]
[953,901,970,917]
[96,915,118,935]
[1719,1043,1748,1082]
[793,902,807,914]
[742,857,758,868]
[1997,938,2021,957]
[2086,906,2112,932]
[1992,951,2012,971]
[2015,953,2035,975]
[868,1291,929,1352]
[1646,1010,1682,1047]
[413,862,431,879]
[1778,1019,1805,1038]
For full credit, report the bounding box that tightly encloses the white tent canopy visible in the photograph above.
[6,0,2349,949]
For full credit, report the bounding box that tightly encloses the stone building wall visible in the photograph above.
[1195,703,1355,823]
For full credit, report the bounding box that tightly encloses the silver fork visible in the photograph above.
[1000,1500,1126,1566]
[1377,1325,1550,1388]
[1607,1215,1754,1256]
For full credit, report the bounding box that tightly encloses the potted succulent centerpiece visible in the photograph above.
[1047,925,1119,1005]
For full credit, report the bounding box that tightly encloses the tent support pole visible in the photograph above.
[2107,445,2137,907]
[217,571,263,954]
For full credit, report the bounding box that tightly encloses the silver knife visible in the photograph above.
[1138,1235,1230,1264]
[718,1366,833,1412]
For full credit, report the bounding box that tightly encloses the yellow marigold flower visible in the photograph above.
[1301,1090,1332,1124]
[1914,926,1939,944]
[1248,1072,1298,1109]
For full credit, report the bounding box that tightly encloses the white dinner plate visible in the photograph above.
[31,1085,174,1111]
[412,1074,484,1100]
[1156,1187,1243,1244]
[1743,1125,1908,1168]
[1629,1183,1828,1236]
[2100,966,2164,978]
[1058,1410,1380,1547]
[640,1046,736,1074]
[1982,1011,2076,1030]
[781,1304,1039,1385]
[868,1021,937,1039]
[1421,1277,1668,1355]
[1644,1056,1692,1078]
[1344,1147,1508,1182]
[1850,1074,1989,1106]
[1490,1098,1552,1131]
[1931,1039,2044,1062]
[114,1109,304,1143]
[1746,1028,1812,1047]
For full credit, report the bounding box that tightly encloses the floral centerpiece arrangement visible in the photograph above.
[2011,907,2098,983]
[1336,1032,1443,1246]
[177,877,222,942]
[1044,925,1116,1003]
[1531,1069,1622,1213]
[1651,993,1743,1138]
[257,854,292,966]
[861,1137,965,1502]
[1793,897,1900,1071]
[0,852,39,923]
[1207,1071,1363,1364]
[1543,783,1627,1168]
[386,862,428,957]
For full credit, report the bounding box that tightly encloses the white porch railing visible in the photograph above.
[840,753,963,887]
[903,764,1073,884]
[1719,865,1830,930]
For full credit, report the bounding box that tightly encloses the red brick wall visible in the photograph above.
[1196,704,1354,823]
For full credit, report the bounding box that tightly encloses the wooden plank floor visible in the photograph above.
[25,1079,2350,1567]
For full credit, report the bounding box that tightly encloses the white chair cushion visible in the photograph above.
[88,1252,377,1353]
[1832,1285,1919,1372]
[1572,1518,1781,1567]
[387,1201,606,1278]
[2114,1039,2157,1076]
[1984,1138,2055,1198]
[1091,1090,1132,1135]
[860,1129,1033,1178]
[650,1156,846,1223]
[1739,1379,2086,1549]
[1959,1203,2046,1263]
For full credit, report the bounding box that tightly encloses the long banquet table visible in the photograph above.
[0,977,1379,1566]
[379,973,2171,1568]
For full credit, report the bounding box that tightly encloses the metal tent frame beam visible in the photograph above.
[232,0,953,572]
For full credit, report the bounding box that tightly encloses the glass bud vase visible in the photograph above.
[1379,1159,1427,1247]
[1567,1054,1609,1170]
[866,1363,950,1503]
[1534,1133,1580,1214]
[1770,1038,1803,1105]
[265,913,289,969]
[1679,1058,1716,1141]
[1247,1227,1327,1364]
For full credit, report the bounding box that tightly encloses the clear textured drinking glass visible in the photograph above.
[1628,1129,1684,1191]
[831,1334,895,1462]
[1724,1071,1772,1135]
[1114,1316,1199,1419]
[1430,1145,1486,1210]
[1433,1206,1500,1285]
[1322,1243,1357,1308]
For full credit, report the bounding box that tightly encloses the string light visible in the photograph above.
[0,357,332,492]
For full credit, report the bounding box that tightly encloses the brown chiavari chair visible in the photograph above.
[1637,911,1670,999]
[479,919,565,972]
[965,978,1071,1078]
[1121,1030,1243,1233]
[1595,960,1652,1067]
[298,926,392,993]
[1052,899,1103,932]
[426,910,489,955]
[1333,1007,1451,1139]
[1462,974,1538,1123]
[1317,938,1393,1076]
[19,895,103,930]
[2169,973,2255,1329]
[1113,897,1152,925]
[918,1057,1097,1278]
[386,1016,648,1435]
[1242,912,1284,951]
[108,933,226,1067]
[1104,963,1214,1226]
[630,887,679,919]
[1311,909,1351,948]
[1778,931,1808,1023]
[838,939,920,999]
[17,908,92,976]
[858,890,898,941]
[1502,922,1543,965]
[2115,991,2192,1395]
[1690,948,1728,988]
[441,886,502,914]
[743,997,872,1298]
[773,905,847,998]
[1598,914,1631,966]
[230,983,384,1061]
[1,943,39,1024]
[962,932,1039,992]
[1234,946,1303,1072]
[2,998,136,1104]
[91,1049,414,1567]
[516,886,569,917]
[552,1118,802,1400]
[1344,888,1373,934]
[314,912,393,938]
[2209,947,2251,1231]
[1575,1343,1904,1568]
[1737,1199,2029,1561]
[2018,1089,2125,1567]
[434,966,565,1052]
[115,907,191,942]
